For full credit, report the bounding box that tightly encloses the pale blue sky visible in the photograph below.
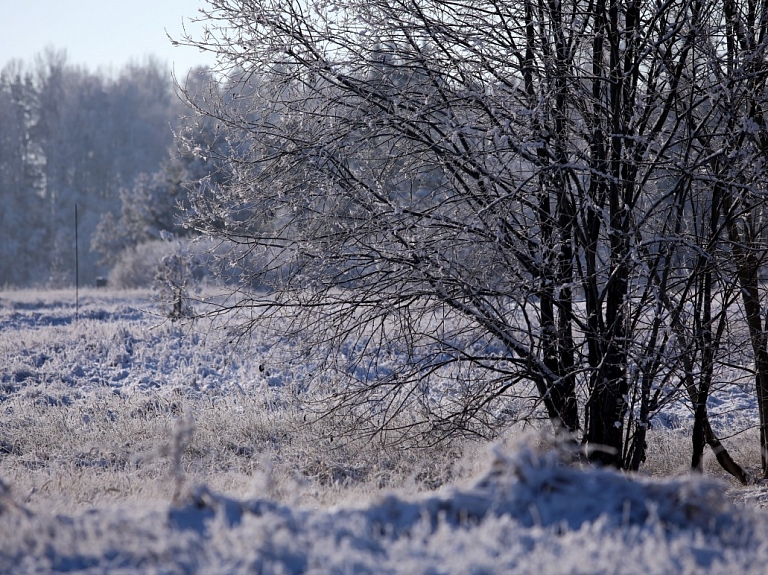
[0,0,216,74]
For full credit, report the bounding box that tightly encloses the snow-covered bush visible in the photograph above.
[107,238,230,291]
[108,240,176,289]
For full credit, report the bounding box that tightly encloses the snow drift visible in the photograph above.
[2,442,766,574]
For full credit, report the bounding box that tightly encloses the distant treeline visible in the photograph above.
[0,49,218,288]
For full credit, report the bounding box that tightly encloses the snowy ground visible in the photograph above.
[3,289,768,573]
[6,444,768,574]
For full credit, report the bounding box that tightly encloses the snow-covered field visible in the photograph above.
[3,289,768,573]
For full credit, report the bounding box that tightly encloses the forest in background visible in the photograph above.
[0,49,209,288]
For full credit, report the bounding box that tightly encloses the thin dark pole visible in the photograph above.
[75,203,79,323]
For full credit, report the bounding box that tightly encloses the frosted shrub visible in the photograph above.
[108,240,175,289]
[155,244,195,320]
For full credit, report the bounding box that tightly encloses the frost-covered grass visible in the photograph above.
[0,289,475,514]
[3,288,768,572]
[5,440,768,573]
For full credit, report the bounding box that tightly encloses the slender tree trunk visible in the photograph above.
[682,356,750,484]
[725,195,768,477]
[733,258,768,477]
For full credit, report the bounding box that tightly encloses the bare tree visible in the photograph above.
[179,0,768,473]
